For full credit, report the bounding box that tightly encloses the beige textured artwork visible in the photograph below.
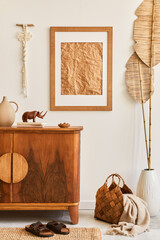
[61,42,103,95]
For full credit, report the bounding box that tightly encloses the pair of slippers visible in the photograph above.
[25,221,70,237]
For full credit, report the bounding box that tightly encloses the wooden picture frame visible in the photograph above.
[50,27,113,111]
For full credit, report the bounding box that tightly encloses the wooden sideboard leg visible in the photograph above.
[69,205,79,224]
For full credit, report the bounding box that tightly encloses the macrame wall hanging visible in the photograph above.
[16,24,34,97]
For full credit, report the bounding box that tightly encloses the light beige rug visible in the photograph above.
[0,228,102,240]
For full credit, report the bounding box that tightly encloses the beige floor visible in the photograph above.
[0,210,160,240]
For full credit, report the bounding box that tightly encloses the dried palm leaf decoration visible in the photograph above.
[134,0,160,67]
[125,0,160,169]
[126,52,153,161]
[126,52,154,103]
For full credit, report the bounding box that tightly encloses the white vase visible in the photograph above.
[136,169,160,216]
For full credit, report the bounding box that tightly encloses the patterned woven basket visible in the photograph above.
[94,173,132,224]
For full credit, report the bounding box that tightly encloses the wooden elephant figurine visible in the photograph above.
[22,111,47,122]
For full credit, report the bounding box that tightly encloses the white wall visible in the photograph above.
[1,0,160,209]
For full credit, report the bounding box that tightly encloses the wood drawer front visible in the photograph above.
[12,133,80,203]
[0,133,12,203]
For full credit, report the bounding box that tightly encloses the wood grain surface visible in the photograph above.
[69,205,79,224]
[0,202,78,210]
[0,126,83,133]
[0,128,82,224]
[0,133,12,202]
[12,133,80,203]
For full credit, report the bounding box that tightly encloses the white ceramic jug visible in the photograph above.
[0,96,18,127]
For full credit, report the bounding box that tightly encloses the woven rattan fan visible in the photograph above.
[125,0,160,169]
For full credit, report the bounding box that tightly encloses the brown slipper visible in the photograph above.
[25,221,54,237]
[47,221,70,235]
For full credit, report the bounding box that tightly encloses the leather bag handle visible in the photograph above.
[106,173,125,188]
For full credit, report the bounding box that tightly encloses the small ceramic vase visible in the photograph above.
[137,169,160,216]
[0,96,18,127]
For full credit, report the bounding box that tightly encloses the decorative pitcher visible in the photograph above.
[0,96,18,127]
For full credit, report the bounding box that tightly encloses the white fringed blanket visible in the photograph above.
[106,194,150,237]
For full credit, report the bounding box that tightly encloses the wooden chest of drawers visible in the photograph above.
[0,126,83,224]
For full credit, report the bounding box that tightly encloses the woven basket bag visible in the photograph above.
[94,173,133,224]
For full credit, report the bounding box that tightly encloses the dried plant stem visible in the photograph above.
[149,0,155,170]
[138,60,149,162]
